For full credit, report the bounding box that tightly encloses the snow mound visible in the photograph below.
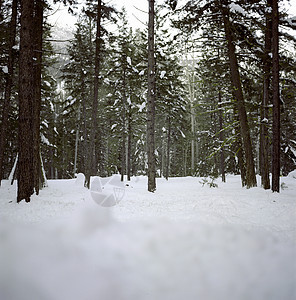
[288,170,296,179]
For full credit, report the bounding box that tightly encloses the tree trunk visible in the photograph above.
[82,81,87,177]
[33,0,44,195]
[74,104,81,176]
[147,0,156,192]
[121,55,127,182]
[0,0,18,185]
[185,47,196,176]
[85,0,102,188]
[272,0,280,192]
[218,91,226,182]
[160,137,164,177]
[121,135,126,182]
[260,0,272,189]
[221,4,257,188]
[165,116,171,180]
[127,112,132,181]
[17,0,35,202]
[184,143,188,176]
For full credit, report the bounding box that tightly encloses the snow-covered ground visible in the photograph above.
[0,173,295,300]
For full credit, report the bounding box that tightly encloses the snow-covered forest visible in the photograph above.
[0,0,296,299]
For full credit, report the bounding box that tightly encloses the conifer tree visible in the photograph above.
[17,0,35,202]
[260,0,272,190]
[271,0,280,192]
[147,0,156,192]
[0,0,18,185]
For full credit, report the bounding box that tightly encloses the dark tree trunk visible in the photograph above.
[120,55,127,182]
[32,0,44,195]
[236,140,247,187]
[147,0,156,192]
[221,4,257,188]
[165,116,171,180]
[82,80,87,177]
[260,0,272,190]
[17,0,35,202]
[218,91,226,182]
[0,0,18,185]
[272,0,280,192]
[127,112,132,181]
[85,0,102,188]
[120,134,126,182]
[73,104,81,176]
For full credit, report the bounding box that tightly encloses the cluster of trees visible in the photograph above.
[173,0,296,191]
[0,0,295,201]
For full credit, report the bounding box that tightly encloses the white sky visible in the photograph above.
[48,0,151,30]
[48,0,296,33]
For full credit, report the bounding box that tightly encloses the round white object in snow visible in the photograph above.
[90,175,125,207]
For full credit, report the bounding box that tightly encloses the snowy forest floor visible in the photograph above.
[0,173,296,300]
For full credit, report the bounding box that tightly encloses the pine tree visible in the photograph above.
[271,0,280,192]
[0,0,18,185]
[260,0,272,190]
[84,0,102,188]
[17,0,35,202]
[154,7,188,179]
[147,0,156,192]
[62,15,96,178]
[218,1,257,188]
[82,0,117,187]
[106,9,143,181]
[32,0,45,195]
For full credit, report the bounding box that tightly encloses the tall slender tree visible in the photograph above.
[147,0,156,192]
[0,0,18,186]
[272,0,280,192]
[85,0,102,188]
[218,91,226,182]
[219,1,257,188]
[33,0,45,195]
[17,0,35,202]
[260,0,272,189]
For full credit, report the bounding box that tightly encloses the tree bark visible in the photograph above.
[120,54,127,182]
[272,0,280,192]
[0,0,18,185]
[165,116,171,180]
[17,0,35,202]
[185,47,196,175]
[221,3,257,188]
[121,134,126,182]
[260,0,272,189]
[85,0,102,188]
[218,91,226,182]
[74,104,81,176]
[33,0,44,195]
[127,112,132,181]
[147,0,156,192]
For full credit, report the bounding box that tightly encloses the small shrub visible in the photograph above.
[199,176,218,188]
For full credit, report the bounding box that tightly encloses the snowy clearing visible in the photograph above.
[0,174,295,300]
